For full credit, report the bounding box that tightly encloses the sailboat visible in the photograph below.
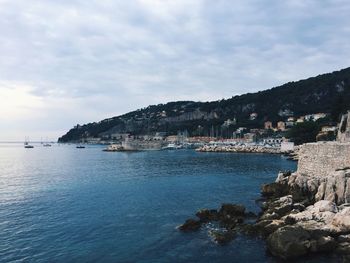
[42,137,51,147]
[24,137,34,148]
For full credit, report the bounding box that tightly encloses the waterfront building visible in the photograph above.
[296,116,305,123]
[262,137,283,145]
[304,113,328,121]
[264,121,273,130]
[250,112,258,120]
[280,141,295,152]
[277,121,286,131]
[244,133,257,143]
[285,121,295,128]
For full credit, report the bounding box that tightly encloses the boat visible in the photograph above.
[162,143,177,150]
[24,138,34,148]
[76,145,85,149]
[43,143,52,147]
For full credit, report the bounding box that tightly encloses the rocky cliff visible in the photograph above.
[179,141,350,261]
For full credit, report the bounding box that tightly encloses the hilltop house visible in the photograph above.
[277,121,286,131]
[264,121,273,130]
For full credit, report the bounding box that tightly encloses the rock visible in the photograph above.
[332,207,350,232]
[335,171,347,205]
[339,234,350,243]
[292,203,305,212]
[336,242,350,254]
[196,209,219,222]
[261,183,288,198]
[178,219,201,232]
[324,176,337,202]
[310,236,337,253]
[259,212,280,221]
[275,171,291,184]
[244,211,257,218]
[267,226,311,259]
[239,224,259,236]
[219,204,245,217]
[315,182,326,201]
[313,200,338,213]
[261,220,286,237]
[209,230,235,245]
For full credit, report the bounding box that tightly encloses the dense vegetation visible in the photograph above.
[59,67,350,142]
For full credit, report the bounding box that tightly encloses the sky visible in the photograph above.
[1,0,350,141]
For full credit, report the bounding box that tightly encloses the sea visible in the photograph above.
[0,143,336,262]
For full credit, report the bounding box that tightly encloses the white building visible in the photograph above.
[280,141,295,152]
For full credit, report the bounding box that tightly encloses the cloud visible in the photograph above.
[0,0,350,140]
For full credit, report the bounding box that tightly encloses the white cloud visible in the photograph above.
[0,0,350,140]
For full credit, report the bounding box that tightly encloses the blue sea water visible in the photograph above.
[0,143,336,262]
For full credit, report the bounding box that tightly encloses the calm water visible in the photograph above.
[0,143,332,262]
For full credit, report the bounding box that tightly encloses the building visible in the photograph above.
[296,116,305,123]
[223,118,237,127]
[280,141,295,152]
[244,133,257,142]
[85,137,101,144]
[111,133,130,140]
[305,113,328,122]
[277,121,286,131]
[285,121,295,128]
[250,113,258,120]
[264,121,273,130]
[262,137,283,145]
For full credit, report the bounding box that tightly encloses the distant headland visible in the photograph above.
[59,67,350,148]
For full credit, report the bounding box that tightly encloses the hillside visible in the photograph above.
[58,67,350,142]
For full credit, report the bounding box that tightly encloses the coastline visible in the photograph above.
[179,141,350,261]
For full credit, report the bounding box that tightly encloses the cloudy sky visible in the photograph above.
[1,0,350,141]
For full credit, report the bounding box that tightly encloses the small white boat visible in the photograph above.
[24,141,34,148]
[162,143,177,150]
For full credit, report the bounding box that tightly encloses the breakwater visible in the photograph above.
[196,144,281,154]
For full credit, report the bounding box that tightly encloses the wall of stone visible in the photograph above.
[297,142,350,177]
[337,111,350,143]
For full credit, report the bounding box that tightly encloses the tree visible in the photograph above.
[286,122,320,145]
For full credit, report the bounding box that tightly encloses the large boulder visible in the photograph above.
[267,226,311,259]
[261,182,288,198]
[209,230,235,245]
[196,209,219,222]
[312,200,338,213]
[310,236,337,253]
[219,204,245,217]
[332,207,350,232]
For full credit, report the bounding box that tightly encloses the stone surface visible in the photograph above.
[297,142,350,177]
[196,209,219,222]
[332,207,350,232]
[267,226,311,259]
[209,230,235,245]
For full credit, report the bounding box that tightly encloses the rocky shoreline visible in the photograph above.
[196,144,282,154]
[178,168,350,261]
